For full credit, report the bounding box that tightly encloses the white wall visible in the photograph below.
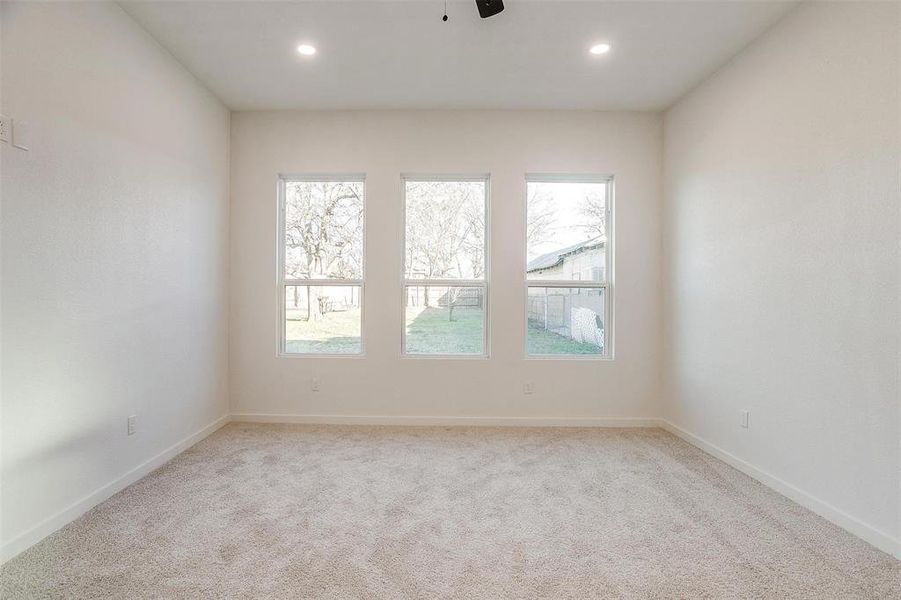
[230,111,662,421]
[663,1,899,554]
[0,2,230,558]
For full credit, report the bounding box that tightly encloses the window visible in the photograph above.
[403,177,488,356]
[526,175,612,357]
[279,176,365,355]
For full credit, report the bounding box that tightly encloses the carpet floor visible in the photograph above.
[1,423,898,599]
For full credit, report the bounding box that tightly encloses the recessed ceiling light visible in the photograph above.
[297,44,317,56]
[589,43,611,55]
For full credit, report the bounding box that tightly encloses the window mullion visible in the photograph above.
[404,279,486,287]
[286,278,363,286]
[526,281,606,289]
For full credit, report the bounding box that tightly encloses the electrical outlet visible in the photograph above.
[0,115,9,143]
[311,378,321,392]
[740,410,750,429]
[127,415,137,436]
[523,382,534,395]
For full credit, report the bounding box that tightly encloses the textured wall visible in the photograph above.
[0,1,230,553]
[663,1,900,550]
[230,110,663,420]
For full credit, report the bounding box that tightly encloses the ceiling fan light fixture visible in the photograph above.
[476,0,504,19]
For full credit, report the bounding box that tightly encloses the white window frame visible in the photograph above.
[401,174,490,359]
[524,173,614,360]
[277,174,366,358]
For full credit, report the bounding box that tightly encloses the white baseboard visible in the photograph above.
[230,412,662,428]
[660,420,900,560]
[0,413,230,564]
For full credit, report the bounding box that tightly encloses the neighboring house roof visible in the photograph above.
[526,236,605,272]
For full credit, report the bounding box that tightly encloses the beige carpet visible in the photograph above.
[1,424,898,599]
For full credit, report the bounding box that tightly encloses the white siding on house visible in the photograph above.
[528,246,605,282]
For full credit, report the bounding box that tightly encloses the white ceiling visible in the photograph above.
[122,0,797,111]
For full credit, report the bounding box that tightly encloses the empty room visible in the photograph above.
[1,0,898,597]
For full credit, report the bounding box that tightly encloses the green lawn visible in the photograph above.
[285,307,361,354]
[526,323,603,355]
[405,306,484,354]
[285,305,601,356]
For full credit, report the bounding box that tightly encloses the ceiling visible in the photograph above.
[122,0,797,111]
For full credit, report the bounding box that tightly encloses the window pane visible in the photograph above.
[404,286,485,355]
[285,285,361,354]
[405,180,486,280]
[526,181,606,282]
[527,287,604,356]
[284,180,364,279]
